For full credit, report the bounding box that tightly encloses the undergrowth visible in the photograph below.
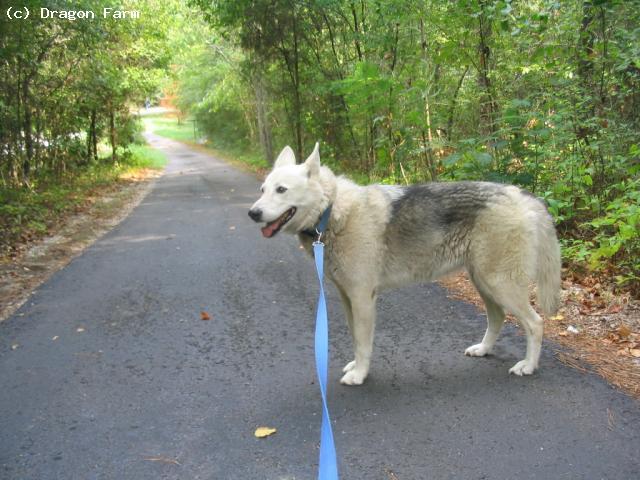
[0,145,166,256]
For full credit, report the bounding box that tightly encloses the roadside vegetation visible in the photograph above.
[175,0,639,296]
[0,144,167,256]
[0,1,179,255]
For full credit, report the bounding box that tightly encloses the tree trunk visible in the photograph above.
[21,78,33,184]
[279,11,303,160]
[253,71,274,164]
[419,17,438,180]
[446,66,470,142]
[350,2,364,61]
[91,109,98,162]
[577,1,595,85]
[477,1,498,147]
[291,11,303,160]
[109,107,117,162]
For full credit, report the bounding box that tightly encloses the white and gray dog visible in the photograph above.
[249,144,561,385]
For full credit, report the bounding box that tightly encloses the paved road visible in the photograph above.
[1,134,639,480]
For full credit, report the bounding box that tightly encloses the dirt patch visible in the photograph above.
[439,272,640,399]
[0,172,160,323]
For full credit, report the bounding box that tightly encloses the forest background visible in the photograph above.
[1,0,639,295]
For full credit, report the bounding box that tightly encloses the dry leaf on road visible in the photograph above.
[254,426,277,438]
[200,311,211,321]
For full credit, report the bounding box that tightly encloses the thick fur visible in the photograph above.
[249,145,562,385]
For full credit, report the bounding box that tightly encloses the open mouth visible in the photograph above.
[261,207,296,238]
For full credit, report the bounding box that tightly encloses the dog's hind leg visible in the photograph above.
[505,300,544,376]
[464,286,505,358]
[340,289,376,386]
[465,268,543,375]
[485,282,543,375]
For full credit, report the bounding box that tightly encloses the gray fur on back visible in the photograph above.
[390,182,507,230]
[382,182,531,284]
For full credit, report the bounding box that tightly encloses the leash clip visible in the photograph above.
[313,204,332,248]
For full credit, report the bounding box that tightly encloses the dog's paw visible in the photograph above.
[340,368,367,386]
[464,343,491,357]
[342,360,356,373]
[508,360,537,376]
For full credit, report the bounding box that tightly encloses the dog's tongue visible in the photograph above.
[261,220,281,238]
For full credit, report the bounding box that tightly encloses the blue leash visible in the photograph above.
[312,206,339,480]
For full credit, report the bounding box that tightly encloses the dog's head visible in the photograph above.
[248,143,329,238]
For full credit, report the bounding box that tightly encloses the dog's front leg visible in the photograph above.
[340,289,376,386]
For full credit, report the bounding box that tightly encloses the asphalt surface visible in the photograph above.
[1,133,639,480]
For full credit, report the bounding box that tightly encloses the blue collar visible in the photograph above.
[315,204,332,235]
[301,204,332,239]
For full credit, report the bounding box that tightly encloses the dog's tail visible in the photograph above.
[536,215,562,316]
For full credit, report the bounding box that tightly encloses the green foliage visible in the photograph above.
[0,0,176,186]
[172,29,253,150]
[0,139,166,254]
[0,164,113,254]
[578,179,640,288]
[181,0,640,294]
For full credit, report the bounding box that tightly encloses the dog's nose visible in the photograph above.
[248,208,262,222]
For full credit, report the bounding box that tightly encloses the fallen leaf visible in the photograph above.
[618,324,631,338]
[630,349,640,358]
[254,426,277,438]
[558,331,568,337]
[551,314,564,321]
[200,311,211,321]
[608,304,623,314]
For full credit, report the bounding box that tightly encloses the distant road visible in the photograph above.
[1,132,638,479]
[134,106,177,116]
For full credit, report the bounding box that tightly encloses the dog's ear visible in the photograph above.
[274,146,296,169]
[304,142,320,178]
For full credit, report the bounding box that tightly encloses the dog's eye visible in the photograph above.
[259,186,265,193]
[276,186,287,194]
